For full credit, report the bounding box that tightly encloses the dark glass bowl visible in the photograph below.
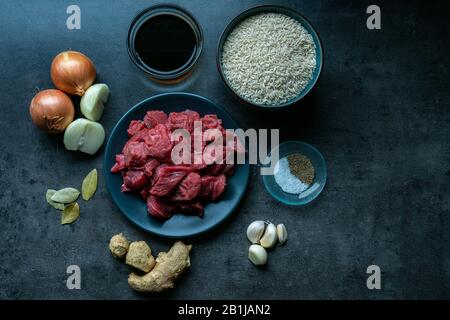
[127,4,203,81]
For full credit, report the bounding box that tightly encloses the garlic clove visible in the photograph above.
[246,220,266,244]
[64,118,105,155]
[80,83,110,121]
[276,224,288,245]
[248,244,267,266]
[259,223,277,248]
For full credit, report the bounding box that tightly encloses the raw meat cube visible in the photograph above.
[111,154,126,173]
[167,110,199,132]
[167,112,190,132]
[144,158,160,177]
[176,201,204,217]
[143,124,173,161]
[123,141,149,167]
[121,183,132,193]
[122,128,149,153]
[123,170,148,191]
[150,163,168,185]
[150,166,193,196]
[170,172,201,201]
[127,120,146,137]
[200,174,227,201]
[203,146,233,165]
[190,162,208,170]
[140,186,151,200]
[184,109,201,124]
[147,195,175,220]
[202,114,222,130]
[144,110,168,128]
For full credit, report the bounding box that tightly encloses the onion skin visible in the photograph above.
[29,89,75,134]
[50,51,96,96]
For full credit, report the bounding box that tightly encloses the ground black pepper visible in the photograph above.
[287,153,314,185]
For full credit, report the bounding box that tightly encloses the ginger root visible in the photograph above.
[126,241,155,273]
[128,241,192,292]
[109,233,129,259]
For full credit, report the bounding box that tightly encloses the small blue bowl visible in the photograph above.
[217,5,323,110]
[262,141,327,206]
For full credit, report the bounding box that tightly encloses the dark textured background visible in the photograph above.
[0,0,449,299]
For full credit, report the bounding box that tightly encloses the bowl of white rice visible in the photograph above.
[217,5,323,109]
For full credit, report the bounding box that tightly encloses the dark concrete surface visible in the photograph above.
[0,0,449,299]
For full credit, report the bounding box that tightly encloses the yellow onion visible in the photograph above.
[50,51,96,96]
[29,89,75,134]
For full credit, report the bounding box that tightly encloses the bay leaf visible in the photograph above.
[51,187,80,204]
[61,202,80,224]
[46,189,65,210]
[82,169,98,201]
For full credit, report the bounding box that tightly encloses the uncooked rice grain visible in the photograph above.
[221,13,316,106]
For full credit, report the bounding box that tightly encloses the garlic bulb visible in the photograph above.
[248,244,267,265]
[246,220,266,244]
[276,224,288,245]
[259,223,277,248]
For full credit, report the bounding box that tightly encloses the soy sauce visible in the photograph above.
[134,14,197,73]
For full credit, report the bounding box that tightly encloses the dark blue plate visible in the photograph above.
[104,92,250,238]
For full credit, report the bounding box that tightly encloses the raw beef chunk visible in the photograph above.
[111,154,126,173]
[167,110,200,132]
[123,128,149,153]
[202,114,222,130]
[144,158,160,177]
[140,186,151,200]
[127,120,146,137]
[170,172,201,201]
[123,142,149,167]
[176,201,204,217]
[144,124,173,160]
[147,195,175,219]
[144,110,168,128]
[200,174,227,201]
[150,166,193,196]
[123,170,148,191]
[121,183,132,193]
[150,163,168,185]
